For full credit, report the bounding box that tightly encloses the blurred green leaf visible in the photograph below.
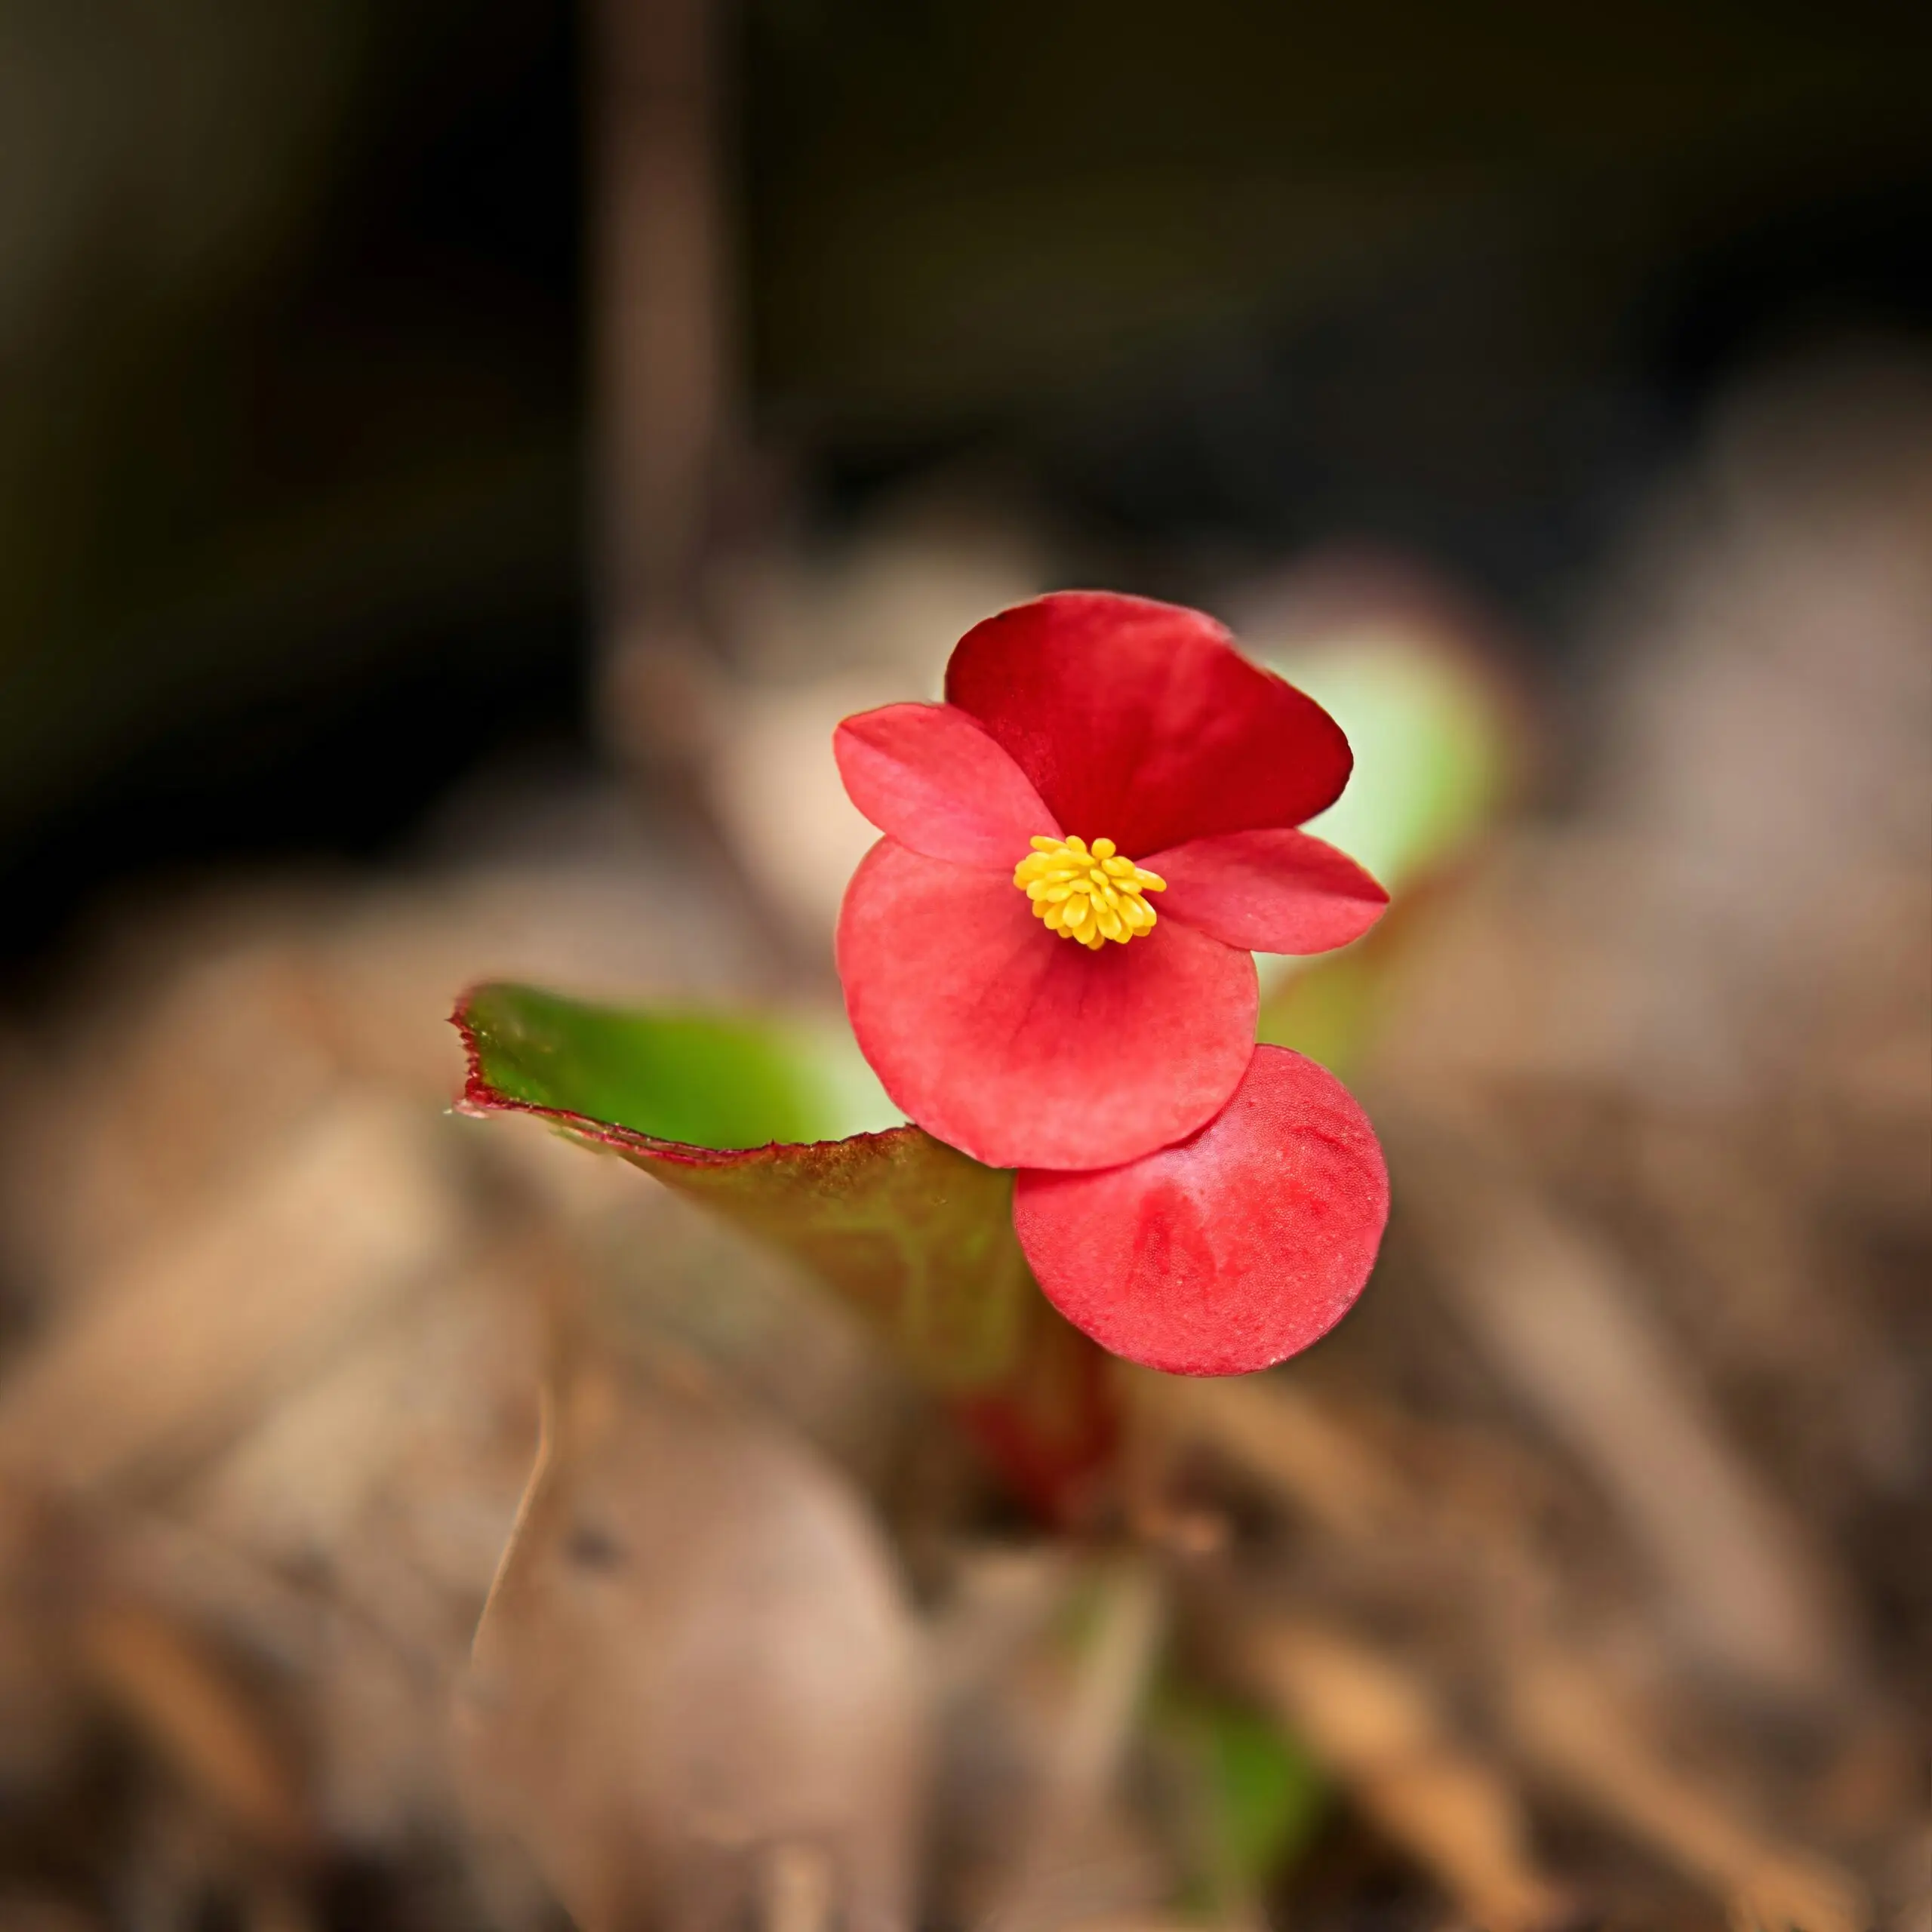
[1266,628,1516,895]
[1154,1684,1328,1914]
[1255,623,1524,1074]
[1255,943,1382,1075]
[454,984,1113,1514]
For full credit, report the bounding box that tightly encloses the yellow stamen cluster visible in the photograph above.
[1014,835,1166,949]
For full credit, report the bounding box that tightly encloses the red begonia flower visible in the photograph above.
[1013,1045,1389,1375]
[835,591,1387,1171]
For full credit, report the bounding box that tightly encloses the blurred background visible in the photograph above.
[0,2,1927,1927]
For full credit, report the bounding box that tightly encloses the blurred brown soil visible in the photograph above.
[0,357,1926,1931]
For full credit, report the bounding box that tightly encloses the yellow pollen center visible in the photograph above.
[1013,835,1166,949]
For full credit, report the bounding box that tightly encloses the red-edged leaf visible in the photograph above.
[454,983,1114,1518]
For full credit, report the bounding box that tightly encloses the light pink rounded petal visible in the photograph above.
[1146,828,1389,955]
[945,591,1352,854]
[834,702,1057,868]
[1014,1045,1388,1376]
[836,838,1257,1171]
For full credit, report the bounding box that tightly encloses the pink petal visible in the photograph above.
[1014,1045,1388,1376]
[946,591,1352,856]
[835,701,1058,868]
[837,838,1257,1171]
[1147,828,1389,954]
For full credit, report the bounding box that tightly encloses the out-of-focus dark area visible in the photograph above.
[0,2,1927,1928]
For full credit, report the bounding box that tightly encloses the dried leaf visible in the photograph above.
[0,1100,462,1497]
[1505,1647,1868,1932]
[79,1601,311,1861]
[1389,1124,1860,1712]
[1235,1614,1569,1932]
[457,1351,927,1932]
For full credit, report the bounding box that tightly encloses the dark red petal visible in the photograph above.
[1147,828,1389,955]
[836,838,1257,1171]
[835,701,1058,868]
[1013,1045,1388,1376]
[945,591,1352,854]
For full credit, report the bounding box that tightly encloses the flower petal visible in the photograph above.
[1013,1045,1388,1376]
[1147,828,1389,955]
[837,838,1257,1171]
[946,591,1352,854]
[835,701,1057,868]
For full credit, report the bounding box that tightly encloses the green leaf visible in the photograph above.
[1255,625,1524,1074]
[1264,628,1517,896]
[1254,941,1386,1077]
[1153,1684,1329,1912]
[454,984,1115,1515]
[454,983,851,1151]
[457,984,1026,1383]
